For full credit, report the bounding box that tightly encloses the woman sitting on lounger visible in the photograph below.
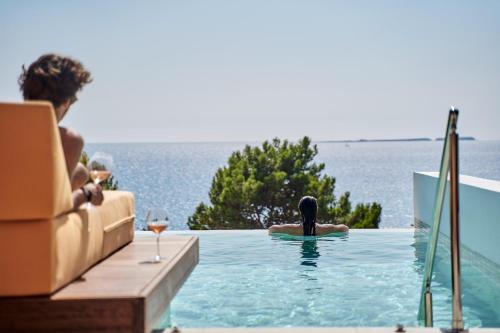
[268,196,349,236]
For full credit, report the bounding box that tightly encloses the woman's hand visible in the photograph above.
[84,183,104,206]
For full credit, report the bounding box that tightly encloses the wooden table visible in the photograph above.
[0,233,199,333]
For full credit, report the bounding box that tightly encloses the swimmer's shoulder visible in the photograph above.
[268,224,302,235]
[316,223,349,235]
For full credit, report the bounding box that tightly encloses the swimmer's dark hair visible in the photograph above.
[299,196,317,236]
[18,53,92,108]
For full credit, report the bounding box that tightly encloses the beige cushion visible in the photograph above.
[0,191,135,296]
[0,101,72,220]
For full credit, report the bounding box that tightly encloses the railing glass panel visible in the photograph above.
[417,110,456,326]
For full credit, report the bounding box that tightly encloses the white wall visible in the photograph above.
[413,172,500,266]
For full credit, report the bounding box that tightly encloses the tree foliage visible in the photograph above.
[188,137,381,230]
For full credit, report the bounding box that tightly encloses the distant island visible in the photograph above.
[320,138,432,143]
[320,137,476,143]
[436,136,476,141]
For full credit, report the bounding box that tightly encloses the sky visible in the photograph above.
[1,0,499,143]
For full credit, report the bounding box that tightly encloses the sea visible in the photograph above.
[84,140,500,230]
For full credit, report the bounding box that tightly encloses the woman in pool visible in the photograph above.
[268,196,349,236]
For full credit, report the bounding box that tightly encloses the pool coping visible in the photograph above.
[137,228,415,235]
[417,171,500,193]
[163,327,500,332]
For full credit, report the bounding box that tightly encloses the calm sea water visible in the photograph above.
[85,140,500,230]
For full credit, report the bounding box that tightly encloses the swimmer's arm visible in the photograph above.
[316,223,349,235]
[268,224,302,235]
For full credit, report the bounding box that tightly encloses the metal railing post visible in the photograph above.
[425,283,433,327]
[449,111,464,331]
[418,107,468,331]
[418,109,454,326]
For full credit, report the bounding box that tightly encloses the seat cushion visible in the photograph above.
[0,191,135,296]
[96,191,135,258]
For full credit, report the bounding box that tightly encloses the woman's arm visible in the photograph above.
[268,224,303,235]
[316,223,349,235]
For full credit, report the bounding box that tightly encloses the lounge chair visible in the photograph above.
[0,101,135,296]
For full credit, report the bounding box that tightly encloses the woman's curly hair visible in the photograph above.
[18,54,92,108]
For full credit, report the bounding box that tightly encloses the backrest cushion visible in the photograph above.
[0,101,72,220]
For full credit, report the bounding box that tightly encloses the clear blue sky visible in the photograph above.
[1,0,499,142]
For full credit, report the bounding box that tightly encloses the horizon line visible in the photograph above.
[85,137,500,145]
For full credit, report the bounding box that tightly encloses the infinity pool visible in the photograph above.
[162,230,500,328]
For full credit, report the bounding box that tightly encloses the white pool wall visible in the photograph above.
[413,172,500,266]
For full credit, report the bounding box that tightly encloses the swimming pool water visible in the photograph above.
[164,230,500,328]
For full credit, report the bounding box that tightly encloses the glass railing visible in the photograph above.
[417,109,458,326]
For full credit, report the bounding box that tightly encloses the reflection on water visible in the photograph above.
[412,226,500,327]
[301,240,320,267]
[270,233,349,270]
[299,240,322,295]
[411,223,428,275]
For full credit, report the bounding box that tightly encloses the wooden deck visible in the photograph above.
[0,233,199,333]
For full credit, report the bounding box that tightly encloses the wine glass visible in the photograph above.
[146,208,169,262]
[87,152,113,208]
